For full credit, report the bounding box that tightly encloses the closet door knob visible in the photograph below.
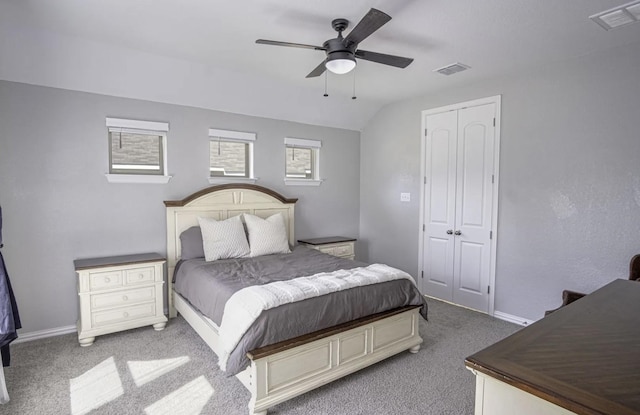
[454,230,462,235]
[446,230,453,235]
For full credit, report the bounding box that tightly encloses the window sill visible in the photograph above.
[284,178,323,187]
[208,177,258,185]
[105,174,172,184]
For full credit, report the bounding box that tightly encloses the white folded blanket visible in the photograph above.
[218,263,415,371]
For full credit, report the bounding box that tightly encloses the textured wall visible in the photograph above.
[359,41,640,320]
[0,81,360,333]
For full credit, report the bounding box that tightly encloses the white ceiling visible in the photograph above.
[1,0,639,130]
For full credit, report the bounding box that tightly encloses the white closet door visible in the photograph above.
[452,104,495,312]
[423,110,457,301]
[422,100,498,313]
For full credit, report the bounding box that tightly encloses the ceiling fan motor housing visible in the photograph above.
[323,37,356,56]
[323,37,357,74]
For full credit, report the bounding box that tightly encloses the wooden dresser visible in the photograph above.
[466,279,640,415]
[75,253,167,346]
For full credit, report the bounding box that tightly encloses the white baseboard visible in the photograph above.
[493,310,537,327]
[424,294,537,327]
[12,312,533,344]
[14,325,77,344]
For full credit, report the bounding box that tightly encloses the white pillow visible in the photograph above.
[197,215,250,261]
[243,213,291,257]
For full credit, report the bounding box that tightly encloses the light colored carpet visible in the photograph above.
[2,299,520,415]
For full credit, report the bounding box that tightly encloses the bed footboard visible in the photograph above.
[244,306,422,415]
[175,284,423,415]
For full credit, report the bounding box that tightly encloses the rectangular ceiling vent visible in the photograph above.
[590,0,640,30]
[433,62,470,76]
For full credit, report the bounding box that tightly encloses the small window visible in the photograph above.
[208,129,256,183]
[109,130,164,175]
[285,147,313,178]
[284,137,322,186]
[105,118,170,184]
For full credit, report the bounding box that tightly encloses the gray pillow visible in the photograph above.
[180,226,205,259]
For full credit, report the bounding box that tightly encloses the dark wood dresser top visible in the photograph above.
[466,279,640,415]
[74,253,165,270]
[297,236,356,245]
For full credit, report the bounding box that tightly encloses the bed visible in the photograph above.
[165,184,426,415]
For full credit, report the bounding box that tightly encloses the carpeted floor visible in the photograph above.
[1,299,520,415]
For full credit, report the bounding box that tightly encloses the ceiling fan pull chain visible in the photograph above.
[352,70,357,100]
[323,71,329,97]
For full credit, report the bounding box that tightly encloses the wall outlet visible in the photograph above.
[400,192,411,202]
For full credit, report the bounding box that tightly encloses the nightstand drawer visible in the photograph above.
[319,246,337,256]
[89,270,123,291]
[125,266,155,285]
[90,286,155,310]
[335,244,354,257]
[91,302,156,328]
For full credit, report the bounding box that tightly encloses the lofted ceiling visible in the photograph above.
[1,0,639,130]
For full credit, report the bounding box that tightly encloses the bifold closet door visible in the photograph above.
[423,103,496,313]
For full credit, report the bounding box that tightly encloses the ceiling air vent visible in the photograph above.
[433,62,470,76]
[590,0,640,30]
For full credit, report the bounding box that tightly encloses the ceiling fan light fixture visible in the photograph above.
[325,52,356,75]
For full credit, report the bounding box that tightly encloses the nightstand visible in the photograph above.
[297,236,356,260]
[75,253,167,346]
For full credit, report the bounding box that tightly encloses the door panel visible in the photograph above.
[425,237,453,300]
[453,104,495,312]
[460,124,487,227]
[454,240,486,311]
[423,111,457,301]
[428,122,457,226]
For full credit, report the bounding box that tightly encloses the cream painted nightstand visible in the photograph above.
[75,253,167,346]
[298,236,356,260]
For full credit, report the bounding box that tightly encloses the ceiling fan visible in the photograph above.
[256,8,413,78]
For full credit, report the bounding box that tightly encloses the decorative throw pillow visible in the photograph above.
[197,215,250,261]
[179,226,205,260]
[243,213,291,257]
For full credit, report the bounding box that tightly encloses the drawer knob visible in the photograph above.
[123,312,129,318]
[104,277,111,283]
[138,274,144,279]
[122,295,129,301]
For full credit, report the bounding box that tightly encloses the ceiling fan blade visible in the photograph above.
[355,49,413,68]
[256,39,325,51]
[344,8,391,47]
[306,60,327,78]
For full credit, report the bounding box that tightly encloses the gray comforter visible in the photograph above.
[174,246,427,375]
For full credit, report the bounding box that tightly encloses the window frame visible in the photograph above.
[208,128,257,184]
[284,137,322,186]
[105,117,171,184]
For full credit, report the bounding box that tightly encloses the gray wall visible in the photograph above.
[359,41,640,321]
[0,81,360,333]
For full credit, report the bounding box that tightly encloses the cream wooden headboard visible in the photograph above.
[164,184,297,317]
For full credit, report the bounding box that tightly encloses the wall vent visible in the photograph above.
[433,62,470,76]
[590,0,640,30]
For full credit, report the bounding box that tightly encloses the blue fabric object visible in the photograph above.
[0,206,21,367]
